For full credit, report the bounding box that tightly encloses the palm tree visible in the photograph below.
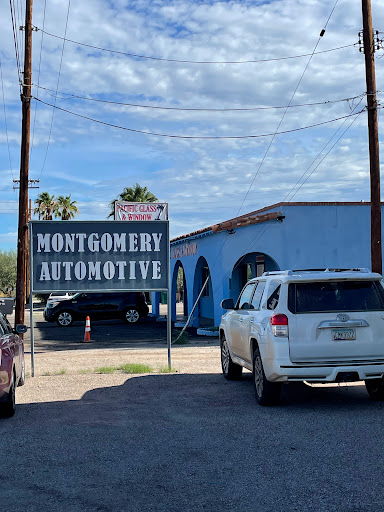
[108,183,158,218]
[55,195,80,220]
[33,192,57,220]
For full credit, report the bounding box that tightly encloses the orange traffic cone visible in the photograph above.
[83,316,91,342]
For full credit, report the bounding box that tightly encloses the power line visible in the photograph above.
[34,26,355,64]
[0,54,15,180]
[33,84,365,113]
[16,0,24,77]
[9,0,22,88]
[39,0,71,179]
[33,97,365,139]
[211,111,361,299]
[236,0,340,216]
[288,111,364,203]
[284,99,364,203]
[30,0,47,163]
[205,0,344,300]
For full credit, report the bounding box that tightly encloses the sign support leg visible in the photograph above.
[29,222,35,377]
[30,289,34,377]
[167,223,171,369]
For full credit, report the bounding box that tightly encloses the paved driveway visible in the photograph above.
[2,346,384,512]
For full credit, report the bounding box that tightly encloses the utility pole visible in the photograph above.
[15,0,33,328]
[361,0,382,274]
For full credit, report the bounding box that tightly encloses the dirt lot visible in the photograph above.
[4,306,384,512]
[19,345,221,401]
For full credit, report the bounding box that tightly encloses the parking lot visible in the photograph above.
[19,303,193,352]
[2,304,384,512]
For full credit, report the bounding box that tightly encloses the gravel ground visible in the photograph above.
[18,345,221,402]
[4,332,384,512]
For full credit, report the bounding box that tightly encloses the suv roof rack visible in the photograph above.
[291,268,371,273]
[324,268,370,273]
[262,270,293,276]
[262,268,371,277]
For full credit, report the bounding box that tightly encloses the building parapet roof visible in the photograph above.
[170,201,376,244]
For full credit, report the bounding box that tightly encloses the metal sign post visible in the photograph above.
[29,222,35,376]
[167,221,171,369]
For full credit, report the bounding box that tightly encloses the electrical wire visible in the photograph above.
[34,26,355,64]
[9,0,22,88]
[32,84,365,113]
[284,99,365,202]
[30,0,47,163]
[286,108,364,203]
[16,0,24,78]
[0,55,15,180]
[178,0,345,317]
[32,97,365,139]
[236,0,340,217]
[39,0,71,180]
[210,109,363,300]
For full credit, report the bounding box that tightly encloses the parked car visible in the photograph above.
[46,292,75,305]
[219,268,384,406]
[0,312,26,417]
[44,292,149,326]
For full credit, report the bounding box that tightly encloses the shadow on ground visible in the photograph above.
[1,373,384,512]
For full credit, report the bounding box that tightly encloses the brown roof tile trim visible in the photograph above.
[170,201,377,243]
[211,211,283,233]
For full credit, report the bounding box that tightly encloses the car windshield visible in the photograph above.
[288,280,384,313]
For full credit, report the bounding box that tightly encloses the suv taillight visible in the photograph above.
[271,314,288,337]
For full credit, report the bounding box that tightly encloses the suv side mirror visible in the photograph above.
[15,324,27,334]
[221,298,235,310]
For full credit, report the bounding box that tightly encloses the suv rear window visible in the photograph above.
[288,280,384,313]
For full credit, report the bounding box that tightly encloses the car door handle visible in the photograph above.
[239,317,243,322]
[249,318,254,323]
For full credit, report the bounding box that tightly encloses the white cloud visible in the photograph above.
[1,0,383,243]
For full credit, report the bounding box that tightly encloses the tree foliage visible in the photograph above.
[34,192,56,220]
[55,195,80,220]
[108,183,158,218]
[33,192,79,220]
[0,249,17,295]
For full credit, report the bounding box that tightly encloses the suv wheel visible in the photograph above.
[253,346,281,406]
[365,377,384,401]
[57,311,73,327]
[124,308,140,324]
[221,334,242,380]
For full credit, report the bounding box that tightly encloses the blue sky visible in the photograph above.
[1,0,383,250]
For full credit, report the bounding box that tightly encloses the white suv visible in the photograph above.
[219,269,384,406]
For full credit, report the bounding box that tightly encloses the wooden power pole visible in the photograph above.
[15,0,33,328]
[361,0,382,274]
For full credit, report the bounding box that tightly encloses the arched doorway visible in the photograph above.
[171,260,188,319]
[230,252,279,301]
[193,256,214,327]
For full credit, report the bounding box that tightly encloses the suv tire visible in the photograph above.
[365,377,384,401]
[221,334,242,380]
[57,311,74,327]
[124,308,140,324]
[253,346,281,406]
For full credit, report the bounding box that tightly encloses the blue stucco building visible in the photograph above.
[154,202,381,327]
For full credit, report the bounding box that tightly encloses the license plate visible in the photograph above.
[332,328,356,341]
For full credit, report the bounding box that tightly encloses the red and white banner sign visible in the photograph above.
[115,202,168,221]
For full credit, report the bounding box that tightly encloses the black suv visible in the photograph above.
[44,292,149,326]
